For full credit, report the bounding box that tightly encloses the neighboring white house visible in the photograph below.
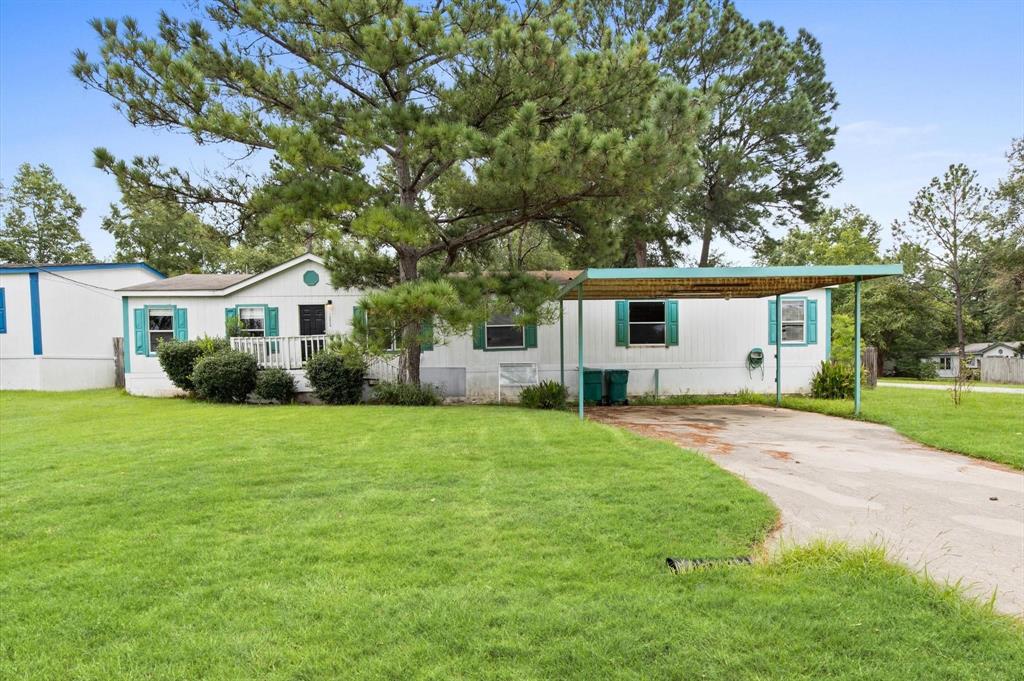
[0,262,165,390]
[119,253,834,400]
[928,341,1023,378]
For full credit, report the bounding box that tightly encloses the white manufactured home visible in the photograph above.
[0,263,165,390]
[116,253,902,402]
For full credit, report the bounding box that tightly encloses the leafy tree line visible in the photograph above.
[759,139,1023,374]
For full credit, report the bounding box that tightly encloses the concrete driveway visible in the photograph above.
[589,405,1024,617]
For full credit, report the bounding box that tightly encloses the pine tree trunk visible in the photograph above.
[397,248,422,386]
[633,238,648,267]
[954,281,967,362]
[698,220,714,267]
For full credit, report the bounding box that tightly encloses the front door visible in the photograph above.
[298,305,326,361]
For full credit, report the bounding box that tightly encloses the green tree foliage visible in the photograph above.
[578,0,841,265]
[75,0,706,383]
[102,193,226,276]
[0,163,94,263]
[976,139,1024,338]
[893,164,990,359]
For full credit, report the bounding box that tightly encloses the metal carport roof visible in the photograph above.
[553,264,904,419]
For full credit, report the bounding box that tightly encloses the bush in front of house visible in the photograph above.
[254,368,296,404]
[519,380,567,409]
[370,381,442,406]
[810,360,856,399]
[191,350,259,403]
[305,351,364,405]
[893,355,939,380]
[157,337,231,392]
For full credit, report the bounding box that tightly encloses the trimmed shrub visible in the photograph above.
[893,356,939,380]
[255,368,296,404]
[156,337,230,392]
[305,351,364,405]
[810,360,855,399]
[370,381,442,406]
[191,350,258,403]
[519,380,567,409]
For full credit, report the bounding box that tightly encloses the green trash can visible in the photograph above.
[604,369,629,405]
[582,368,605,404]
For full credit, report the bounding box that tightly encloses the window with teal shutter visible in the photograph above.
[615,300,628,346]
[267,307,279,337]
[665,300,679,346]
[174,308,188,341]
[806,300,818,344]
[134,308,147,354]
[421,318,434,351]
[524,323,538,348]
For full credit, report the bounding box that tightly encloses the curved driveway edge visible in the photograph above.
[589,405,1024,617]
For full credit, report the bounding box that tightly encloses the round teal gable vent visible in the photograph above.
[303,270,320,286]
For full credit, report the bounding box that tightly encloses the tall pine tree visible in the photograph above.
[0,163,94,263]
[75,0,706,383]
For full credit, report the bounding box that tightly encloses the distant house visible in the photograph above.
[928,341,1023,377]
[0,262,165,390]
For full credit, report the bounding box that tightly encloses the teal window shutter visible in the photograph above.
[0,287,6,333]
[472,323,485,350]
[225,307,237,333]
[806,300,818,344]
[524,323,538,348]
[173,307,188,341]
[134,308,147,355]
[768,300,778,344]
[665,300,679,346]
[353,306,367,329]
[267,307,280,337]
[420,318,434,352]
[615,300,628,346]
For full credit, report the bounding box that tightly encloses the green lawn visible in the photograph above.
[1,391,1021,680]
[636,387,1024,469]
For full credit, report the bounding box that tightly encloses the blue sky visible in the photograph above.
[1,0,1022,263]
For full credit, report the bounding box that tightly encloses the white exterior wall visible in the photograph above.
[1,266,164,390]
[124,257,831,399]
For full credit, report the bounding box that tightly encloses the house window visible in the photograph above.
[368,313,399,351]
[148,307,175,351]
[628,301,665,345]
[486,313,525,349]
[238,306,265,337]
[940,357,952,371]
[780,299,806,343]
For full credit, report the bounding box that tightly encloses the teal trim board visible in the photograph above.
[825,288,833,361]
[122,298,131,373]
[29,272,42,355]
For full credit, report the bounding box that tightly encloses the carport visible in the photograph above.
[556,265,903,420]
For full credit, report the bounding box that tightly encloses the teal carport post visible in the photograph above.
[559,301,565,388]
[577,285,584,420]
[775,293,782,406]
[854,277,862,416]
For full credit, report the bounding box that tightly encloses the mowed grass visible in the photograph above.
[1,391,1022,680]
[637,387,1024,469]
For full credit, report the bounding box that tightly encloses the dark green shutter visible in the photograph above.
[134,308,147,355]
[665,300,679,346]
[806,300,818,344]
[267,307,279,337]
[173,307,188,341]
[615,300,628,346]
[472,323,485,350]
[225,307,237,334]
[353,306,367,329]
[524,323,538,348]
[768,300,778,344]
[421,318,434,351]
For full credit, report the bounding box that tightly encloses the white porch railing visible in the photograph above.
[230,335,402,383]
[230,335,328,370]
